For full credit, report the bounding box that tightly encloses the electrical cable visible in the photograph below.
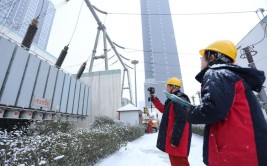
[134,68,196,76]
[256,11,263,21]
[68,0,83,46]
[251,22,267,46]
[112,41,198,56]
[36,0,45,19]
[64,62,85,69]
[110,60,118,65]
[111,44,198,56]
[124,63,133,69]
[119,54,130,61]
[108,54,115,60]
[94,58,200,74]
[91,5,108,24]
[113,42,125,49]
[79,5,264,73]
[37,1,67,18]
[92,5,107,15]
[93,50,199,69]
[106,10,264,16]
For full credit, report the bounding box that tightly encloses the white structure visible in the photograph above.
[117,103,142,125]
[80,69,121,123]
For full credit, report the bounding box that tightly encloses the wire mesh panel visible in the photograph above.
[16,54,41,108]
[0,47,29,106]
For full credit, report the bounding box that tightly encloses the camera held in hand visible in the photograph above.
[147,87,155,95]
[147,87,155,101]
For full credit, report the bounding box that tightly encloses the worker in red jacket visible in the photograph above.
[186,40,267,166]
[146,118,153,133]
[150,77,192,166]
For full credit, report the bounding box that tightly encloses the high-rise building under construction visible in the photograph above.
[140,0,183,106]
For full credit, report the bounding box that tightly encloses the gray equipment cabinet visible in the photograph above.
[0,37,91,120]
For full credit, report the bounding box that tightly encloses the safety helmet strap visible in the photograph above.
[205,50,232,64]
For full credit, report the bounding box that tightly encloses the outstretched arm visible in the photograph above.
[152,97,164,113]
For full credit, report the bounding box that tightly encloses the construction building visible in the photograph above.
[140,0,183,107]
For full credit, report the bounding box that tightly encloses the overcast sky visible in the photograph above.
[47,0,267,107]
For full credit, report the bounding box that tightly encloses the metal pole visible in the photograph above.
[126,69,133,104]
[131,60,139,106]
[103,29,108,70]
[89,28,101,72]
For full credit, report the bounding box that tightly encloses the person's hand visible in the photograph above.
[149,94,156,101]
[171,144,176,147]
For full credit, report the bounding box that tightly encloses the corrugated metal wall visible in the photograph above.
[81,70,121,122]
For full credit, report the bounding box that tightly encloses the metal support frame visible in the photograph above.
[121,69,133,103]
[242,46,267,113]
[84,0,133,103]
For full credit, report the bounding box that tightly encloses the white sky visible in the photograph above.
[47,0,267,107]
[94,133,205,166]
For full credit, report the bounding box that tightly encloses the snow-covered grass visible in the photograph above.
[0,116,146,166]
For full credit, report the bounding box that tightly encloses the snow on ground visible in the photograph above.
[95,133,205,166]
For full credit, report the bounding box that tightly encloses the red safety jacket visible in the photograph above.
[188,64,267,166]
[153,90,192,157]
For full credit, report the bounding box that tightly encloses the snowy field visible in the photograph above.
[95,133,205,166]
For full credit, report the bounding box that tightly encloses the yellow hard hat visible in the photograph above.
[165,77,182,87]
[199,40,237,63]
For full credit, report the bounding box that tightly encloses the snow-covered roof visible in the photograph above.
[117,103,141,112]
